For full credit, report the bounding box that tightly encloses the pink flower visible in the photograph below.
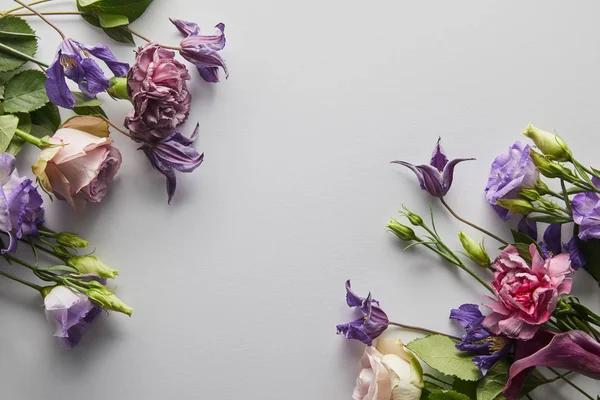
[353,346,392,400]
[32,116,122,212]
[483,244,572,340]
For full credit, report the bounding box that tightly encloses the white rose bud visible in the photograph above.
[376,338,423,400]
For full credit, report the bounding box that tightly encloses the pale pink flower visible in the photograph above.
[353,346,392,400]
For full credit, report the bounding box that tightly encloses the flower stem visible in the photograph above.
[0,42,49,67]
[388,321,461,341]
[440,197,509,245]
[3,0,49,14]
[14,128,43,148]
[547,367,594,399]
[11,0,66,40]
[126,27,182,50]
[0,269,43,292]
[100,116,134,138]
[9,11,89,17]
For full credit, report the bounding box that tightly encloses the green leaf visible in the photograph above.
[0,16,38,73]
[453,379,477,400]
[72,92,103,107]
[0,114,19,153]
[30,102,61,133]
[0,30,37,39]
[2,69,48,113]
[77,0,154,21]
[98,13,129,28]
[476,360,508,400]
[526,215,572,224]
[430,389,472,400]
[510,230,536,246]
[0,86,4,101]
[407,335,481,382]
[74,105,107,118]
[78,13,135,45]
[6,112,30,156]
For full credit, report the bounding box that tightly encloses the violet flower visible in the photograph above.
[336,280,389,346]
[139,124,204,203]
[540,224,562,258]
[391,138,474,198]
[170,19,228,83]
[45,38,129,109]
[572,178,600,240]
[566,235,585,270]
[517,216,537,241]
[449,304,510,375]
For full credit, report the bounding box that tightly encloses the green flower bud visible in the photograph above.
[520,188,541,202]
[107,77,130,100]
[54,245,73,258]
[405,211,424,226]
[530,150,577,181]
[533,180,550,195]
[69,255,119,279]
[458,231,490,267]
[56,232,89,248]
[523,124,571,162]
[85,281,133,316]
[495,198,534,215]
[387,218,417,241]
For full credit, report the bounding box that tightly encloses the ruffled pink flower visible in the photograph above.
[483,244,572,340]
[353,346,392,400]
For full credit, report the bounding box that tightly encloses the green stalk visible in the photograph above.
[440,197,509,245]
[14,128,43,148]
[547,367,594,399]
[388,321,460,341]
[0,269,42,292]
[0,42,49,67]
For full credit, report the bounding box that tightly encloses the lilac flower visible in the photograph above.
[139,123,204,204]
[449,304,510,375]
[572,178,600,240]
[336,280,389,346]
[485,142,539,220]
[0,153,44,253]
[517,216,537,241]
[45,38,129,109]
[391,138,474,198]
[170,19,228,83]
[44,285,102,348]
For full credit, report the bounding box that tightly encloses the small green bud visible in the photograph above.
[533,180,550,195]
[387,218,417,241]
[56,232,89,248]
[85,281,133,316]
[520,188,541,202]
[405,211,424,226]
[458,231,490,267]
[530,150,577,181]
[69,255,119,279]
[54,245,73,258]
[107,76,130,100]
[523,124,571,162]
[495,198,534,215]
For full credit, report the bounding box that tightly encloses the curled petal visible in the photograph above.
[180,23,226,50]
[45,53,75,109]
[441,157,475,196]
[81,42,130,77]
[180,46,229,82]
[170,18,201,36]
[430,137,448,173]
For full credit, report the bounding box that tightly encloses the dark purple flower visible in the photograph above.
[450,304,510,375]
[139,124,204,204]
[572,178,600,240]
[45,38,129,109]
[391,138,474,198]
[485,142,539,220]
[170,19,228,83]
[517,216,538,241]
[336,280,389,346]
[540,224,562,258]
[0,153,44,253]
[565,235,585,270]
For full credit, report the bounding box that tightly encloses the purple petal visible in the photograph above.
[430,137,449,173]
[441,158,475,196]
[170,18,201,37]
[180,46,229,82]
[78,58,110,98]
[45,53,75,109]
[344,279,364,308]
[180,23,226,50]
[391,160,426,189]
[0,153,16,186]
[82,42,130,77]
[449,303,484,329]
[566,236,585,270]
[542,224,562,257]
[336,321,374,346]
[517,217,538,241]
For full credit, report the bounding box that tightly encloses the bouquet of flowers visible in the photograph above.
[0,0,227,346]
[337,126,600,399]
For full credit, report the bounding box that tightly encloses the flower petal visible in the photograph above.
[81,42,130,77]
[441,157,475,195]
[429,137,449,173]
[180,46,229,82]
[170,18,201,36]
[45,52,75,109]
[78,58,110,98]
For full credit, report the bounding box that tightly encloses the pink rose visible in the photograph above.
[483,244,572,340]
[353,346,392,400]
[32,116,122,212]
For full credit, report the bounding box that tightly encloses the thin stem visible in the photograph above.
[388,321,461,341]
[12,0,66,39]
[100,117,134,138]
[440,197,509,245]
[3,0,49,14]
[423,373,452,387]
[126,27,182,50]
[547,367,594,399]
[14,128,43,148]
[0,269,42,292]
[560,180,573,215]
[0,42,49,67]
[545,371,573,383]
[10,11,88,16]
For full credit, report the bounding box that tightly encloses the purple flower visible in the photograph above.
[336,280,389,346]
[0,153,44,253]
[45,38,129,109]
[44,285,102,348]
[572,178,600,240]
[540,224,562,258]
[139,124,204,204]
[517,216,538,241]
[566,235,585,270]
[449,304,510,375]
[391,138,474,198]
[485,142,539,220]
[170,19,228,83]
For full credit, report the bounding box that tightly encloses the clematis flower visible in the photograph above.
[391,138,474,198]
[449,304,510,375]
[138,124,204,203]
[336,280,389,346]
[170,19,228,83]
[45,38,129,109]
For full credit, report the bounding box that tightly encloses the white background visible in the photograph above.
[0,0,599,399]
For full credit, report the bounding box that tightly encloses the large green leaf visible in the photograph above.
[77,0,154,22]
[2,70,48,113]
[98,14,130,28]
[30,102,61,133]
[407,335,481,382]
[6,112,31,156]
[430,390,472,400]
[0,114,19,153]
[453,379,477,400]
[0,16,38,73]
[78,13,135,45]
[476,360,508,400]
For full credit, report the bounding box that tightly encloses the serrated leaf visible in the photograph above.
[476,360,508,400]
[407,335,481,382]
[0,30,37,39]
[453,379,477,400]
[102,25,135,44]
[74,105,107,118]
[2,70,48,113]
[0,114,19,153]
[6,112,31,156]
[430,389,472,400]
[77,0,154,21]
[98,14,129,28]
[72,91,103,107]
[0,16,38,73]
[30,102,61,133]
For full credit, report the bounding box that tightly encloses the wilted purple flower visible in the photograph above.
[517,216,537,241]
[44,285,102,348]
[485,141,539,220]
[572,178,600,240]
[45,38,129,109]
[139,124,204,203]
[449,304,510,375]
[336,280,389,346]
[0,153,44,253]
[170,19,228,83]
[565,236,585,270]
[392,138,474,197]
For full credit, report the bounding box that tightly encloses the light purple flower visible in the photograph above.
[170,19,228,83]
[139,124,204,203]
[572,178,600,240]
[0,153,44,253]
[391,138,474,198]
[45,38,129,109]
[485,141,539,220]
[336,280,389,346]
[44,285,102,348]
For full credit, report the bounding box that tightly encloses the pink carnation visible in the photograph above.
[483,244,572,340]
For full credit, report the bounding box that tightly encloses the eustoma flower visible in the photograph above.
[572,178,600,240]
[45,38,129,109]
[170,19,228,82]
[391,138,473,197]
[483,244,572,340]
[336,280,389,346]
